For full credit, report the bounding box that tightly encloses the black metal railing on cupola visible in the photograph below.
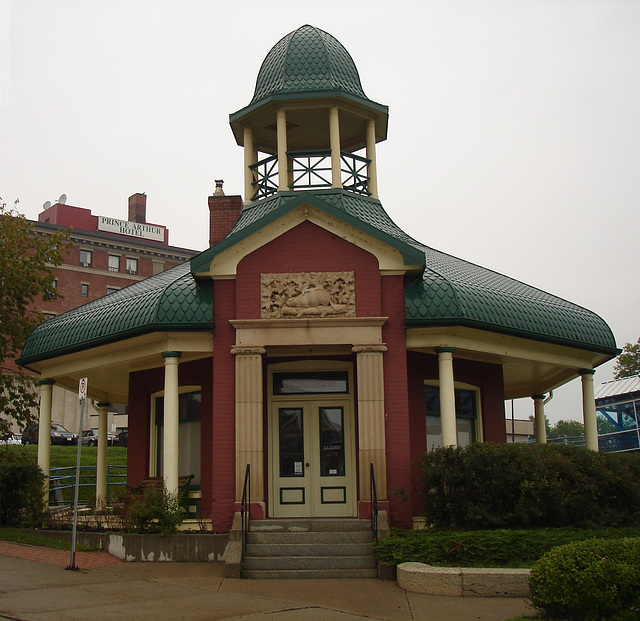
[249,150,371,201]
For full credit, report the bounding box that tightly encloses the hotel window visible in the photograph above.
[108,254,120,272]
[152,261,165,275]
[425,383,482,451]
[81,283,89,298]
[107,287,119,295]
[126,257,138,274]
[43,312,56,321]
[79,249,92,268]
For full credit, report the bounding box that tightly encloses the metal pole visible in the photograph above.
[511,400,515,443]
[67,378,87,571]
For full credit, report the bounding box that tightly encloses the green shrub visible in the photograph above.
[529,537,640,620]
[373,526,640,568]
[419,443,640,529]
[0,451,44,527]
[114,487,183,535]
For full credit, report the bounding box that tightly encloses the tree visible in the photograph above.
[613,337,640,379]
[0,199,70,437]
[547,419,585,439]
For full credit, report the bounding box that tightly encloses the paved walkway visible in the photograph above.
[0,543,534,620]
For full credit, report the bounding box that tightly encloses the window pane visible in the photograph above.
[79,250,92,267]
[279,408,304,477]
[108,255,120,272]
[319,407,345,476]
[426,415,442,451]
[457,418,474,446]
[273,371,348,395]
[126,258,138,274]
[81,284,89,298]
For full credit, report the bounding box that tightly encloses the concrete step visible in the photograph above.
[249,518,372,533]
[246,542,374,557]
[244,554,378,571]
[247,530,373,545]
[245,568,379,579]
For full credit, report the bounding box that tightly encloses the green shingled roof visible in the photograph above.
[18,262,213,366]
[251,24,368,104]
[197,189,617,354]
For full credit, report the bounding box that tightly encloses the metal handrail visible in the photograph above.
[370,463,379,543]
[240,464,251,565]
[49,465,127,506]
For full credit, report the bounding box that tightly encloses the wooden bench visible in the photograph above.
[131,474,194,513]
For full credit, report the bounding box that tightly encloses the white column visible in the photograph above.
[329,106,343,189]
[96,402,109,511]
[580,370,599,451]
[37,379,55,506]
[277,108,288,192]
[366,119,378,199]
[162,352,182,495]
[532,395,547,444]
[243,126,256,204]
[436,347,457,447]
[232,346,265,506]
[352,345,387,501]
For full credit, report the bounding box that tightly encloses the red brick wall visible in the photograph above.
[209,279,237,531]
[381,275,413,528]
[406,351,506,517]
[236,221,381,319]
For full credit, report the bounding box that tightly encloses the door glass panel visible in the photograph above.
[279,408,304,477]
[319,407,345,476]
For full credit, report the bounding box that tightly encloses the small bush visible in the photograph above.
[419,443,640,529]
[529,537,640,620]
[114,487,183,535]
[373,526,640,568]
[0,451,44,527]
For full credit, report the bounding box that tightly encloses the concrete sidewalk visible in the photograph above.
[0,546,534,620]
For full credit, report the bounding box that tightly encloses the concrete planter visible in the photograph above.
[30,530,230,562]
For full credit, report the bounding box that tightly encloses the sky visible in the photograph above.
[2,0,639,424]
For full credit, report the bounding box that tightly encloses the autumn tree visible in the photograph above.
[0,199,70,437]
[613,338,640,379]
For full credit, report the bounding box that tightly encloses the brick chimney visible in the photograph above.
[128,193,147,223]
[209,180,243,247]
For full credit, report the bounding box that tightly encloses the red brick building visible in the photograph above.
[19,26,617,539]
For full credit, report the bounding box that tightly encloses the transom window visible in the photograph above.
[425,383,481,451]
[273,371,349,395]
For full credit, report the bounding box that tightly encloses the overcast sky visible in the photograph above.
[2,0,639,424]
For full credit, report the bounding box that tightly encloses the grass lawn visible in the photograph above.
[0,528,97,552]
[1,444,127,468]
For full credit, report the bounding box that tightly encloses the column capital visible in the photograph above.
[96,402,111,409]
[351,345,387,354]
[162,351,182,360]
[435,346,456,354]
[578,369,595,376]
[38,378,56,386]
[231,346,266,356]
[531,394,546,401]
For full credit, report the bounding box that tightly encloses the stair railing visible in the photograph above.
[240,464,251,564]
[370,463,379,543]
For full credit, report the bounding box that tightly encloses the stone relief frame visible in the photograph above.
[261,272,355,319]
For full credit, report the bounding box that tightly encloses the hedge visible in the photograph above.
[0,450,44,527]
[372,526,640,568]
[530,537,640,620]
[419,443,640,529]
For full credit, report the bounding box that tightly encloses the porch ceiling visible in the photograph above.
[406,326,614,399]
[26,332,213,404]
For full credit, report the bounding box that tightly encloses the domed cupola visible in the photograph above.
[230,25,389,204]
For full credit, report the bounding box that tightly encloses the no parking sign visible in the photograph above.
[78,377,87,401]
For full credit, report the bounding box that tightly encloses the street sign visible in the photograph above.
[78,377,87,401]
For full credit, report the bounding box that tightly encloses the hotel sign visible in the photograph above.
[98,216,165,242]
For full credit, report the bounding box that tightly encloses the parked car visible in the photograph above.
[81,429,116,446]
[115,429,128,447]
[21,424,77,445]
[0,433,21,445]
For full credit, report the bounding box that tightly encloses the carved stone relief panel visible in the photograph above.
[261,272,355,319]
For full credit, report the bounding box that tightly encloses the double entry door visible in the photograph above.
[270,399,356,518]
